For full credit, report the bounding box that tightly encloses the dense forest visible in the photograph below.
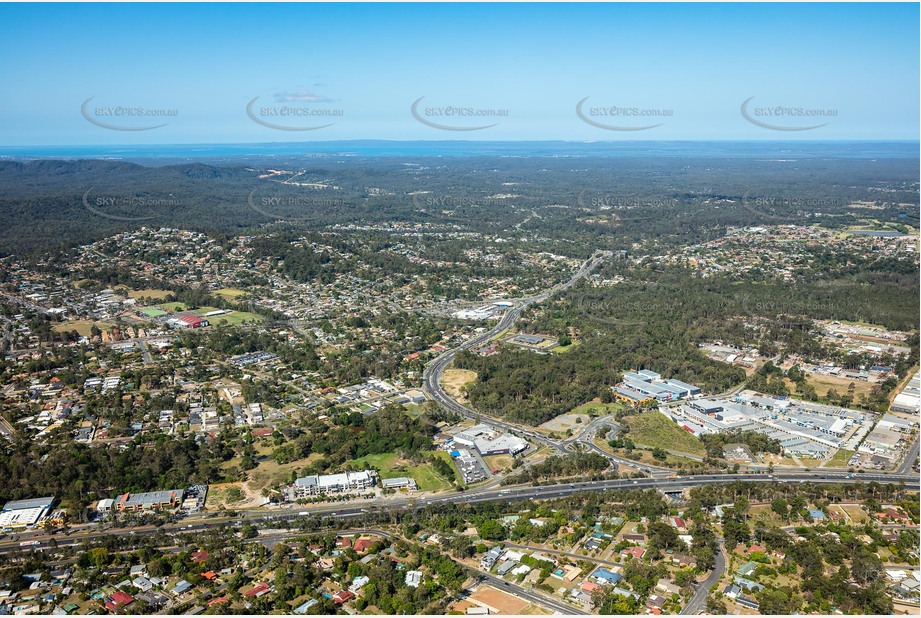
[1,150,917,256]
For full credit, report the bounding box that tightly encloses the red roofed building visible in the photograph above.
[177,315,208,329]
[207,598,229,606]
[244,582,271,598]
[353,538,374,553]
[191,550,209,563]
[202,571,217,580]
[337,537,352,549]
[333,590,354,604]
[747,545,766,555]
[105,591,135,612]
[885,507,911,522]
[581,580,601,593]
[620,546,646,559]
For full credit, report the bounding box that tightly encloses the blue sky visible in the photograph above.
[0,2,917,145]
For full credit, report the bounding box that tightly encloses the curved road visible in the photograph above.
[421,251,712,480]
[680,543,726,615]
[422,250,611,454]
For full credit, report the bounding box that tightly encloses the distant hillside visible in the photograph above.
[0,153,917,256]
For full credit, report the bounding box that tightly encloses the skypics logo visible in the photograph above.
[246,187,342,221]
[82,189,178,221]
[577,190,678,212]
[737,291,844,329]
[576,97,672,131]
[740,189,847,220]
[740,97,837,132]
[410,97,508,131]
[576,189,678,222]
[246,89,344,131]
[81,97,178,131]
[411,192,520,209]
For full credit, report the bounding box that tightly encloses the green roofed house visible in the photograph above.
[737,561,758,577]
[141,308,168,318]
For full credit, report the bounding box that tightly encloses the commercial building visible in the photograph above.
[890,373,920,414]
[614,387,653,405]
[290,470,377,498]
[115,490,185,512]
[666,392,872,459]
[512,334,549,346]
[690,400,724,415]
[616,371,701,403]
[452,449,488,484]
[175,315,208,329]
[662,379,700,397]
[0,497,56,530]
[453,424,528,456]
[381,477,417,491]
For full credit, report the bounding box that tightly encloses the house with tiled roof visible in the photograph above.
[620,546,646,559]
[353,538,374,553]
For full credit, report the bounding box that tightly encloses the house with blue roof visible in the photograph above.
[171,580,192,595]
[592,567,622,585]
[294,599,318,614]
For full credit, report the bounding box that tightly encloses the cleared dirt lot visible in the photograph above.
[442,369,477,403]
[539,413,590,433]
[469,585,530,614]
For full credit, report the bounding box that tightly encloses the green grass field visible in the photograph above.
[125,288,173,300]
[570,400,628,417]
[348,451,457,492]
[156,302,223,314]
[825,448,856,468]
[550,340,582,353]
[207,311,265,326]
[402,404,423,418]
[52,320,112,337]
[623,412,707,456]
[214,288,249,298]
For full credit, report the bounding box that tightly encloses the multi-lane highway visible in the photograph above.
[6,470,915,555]
[3,249,915,614]
[422,250,612,455]
[3,470,914,616]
